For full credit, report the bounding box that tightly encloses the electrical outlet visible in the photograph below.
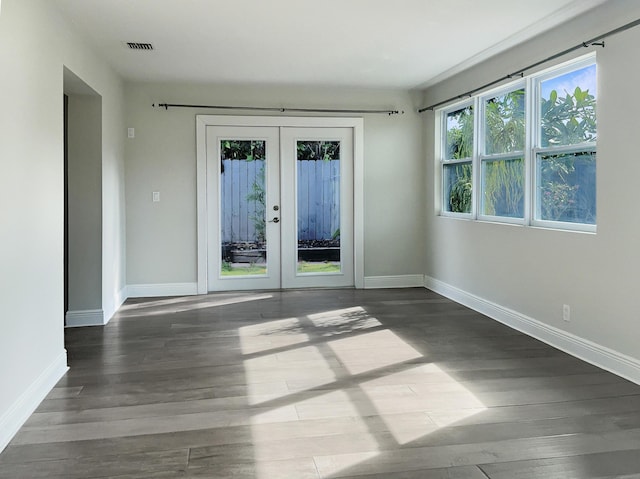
[563,304,571,322]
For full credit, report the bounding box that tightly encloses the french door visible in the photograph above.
[205,124,354,291]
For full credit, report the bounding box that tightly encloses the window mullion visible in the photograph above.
[525,75,534,226]
[441,101,474,216]
[473,96,481,219]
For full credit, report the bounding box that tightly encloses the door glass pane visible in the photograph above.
[220,140,267,276]
[297,141,341,274]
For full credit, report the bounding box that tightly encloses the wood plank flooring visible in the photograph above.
[2,288,640,478]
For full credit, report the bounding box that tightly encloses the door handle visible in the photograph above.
[268,217,280,223]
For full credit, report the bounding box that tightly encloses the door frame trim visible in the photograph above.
[196,115,364,293]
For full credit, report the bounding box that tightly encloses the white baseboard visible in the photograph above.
[364,274,425,289]
[424,275,640,385]
[104,286,128,323]
[127,282,199,298]
[117,286,128,307]
[0,351,68,453]
[65,309,105,328]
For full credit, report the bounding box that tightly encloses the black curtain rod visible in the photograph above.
[418,17,640,113]
[153,103,403,116]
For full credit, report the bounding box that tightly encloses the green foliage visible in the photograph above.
[446,106,474,159]
[222,140,265,161]
[445,82,596,221]
[448,163,473,213]
[539,85,597,223]
[297,141,340,161]
[539,151,596,223]
[482,90,526,216]
[445,106,475,213]
[541,86,596,146]
[246,165,266,242]
[485,89,525,155]
[483,159,524,217]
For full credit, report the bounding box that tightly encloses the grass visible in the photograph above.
[220,261,341,276]
[221,265,267,276]
[297,262,341,274]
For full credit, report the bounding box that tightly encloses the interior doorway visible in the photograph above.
[63,67,104,327]
[64,94,69,320]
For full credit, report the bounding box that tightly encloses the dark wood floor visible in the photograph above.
[2,288,640,478]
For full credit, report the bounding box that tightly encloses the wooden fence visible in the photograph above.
[297,159,340,241]
[221,159,340,243]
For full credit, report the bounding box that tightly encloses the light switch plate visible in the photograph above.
[152,191,160,202]
[128,128,135,138]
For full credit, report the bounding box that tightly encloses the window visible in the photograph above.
[439,55,596,231]
[481,87,525,219]
[443,104,473,214]
[535,63,597,226]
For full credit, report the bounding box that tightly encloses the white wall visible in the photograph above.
[0,0,125,451]
[67,94,102,314]
[124,83,424,288]
[422,0,640,378]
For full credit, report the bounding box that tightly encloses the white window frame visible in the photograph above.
[531,55,597,232]
[437,53,596,233]
[440,100,475,219]
[477,81,528,225]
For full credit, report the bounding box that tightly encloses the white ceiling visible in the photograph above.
[51,0,607,90]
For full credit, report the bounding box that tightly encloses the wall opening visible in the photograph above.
[63,67,104,327]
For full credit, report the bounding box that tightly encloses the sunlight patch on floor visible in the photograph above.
[313,451,381,478]
[427,407,489,428]
[249,405,299,425]
[361,365,486,444]
[328,329,423,375]
[238,305,487,479]
[307,306,382,336]
[239,317,310,355]
[243,343,337,405]
[119,293,274,318]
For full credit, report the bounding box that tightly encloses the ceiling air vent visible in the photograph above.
[127,42,154,51]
